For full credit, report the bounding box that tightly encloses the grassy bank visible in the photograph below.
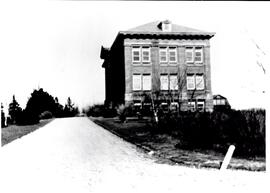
[1,119,53,146]
[91,117,265,171]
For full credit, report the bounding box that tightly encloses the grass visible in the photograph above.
[91,116,266,172]
[1,119,53,146]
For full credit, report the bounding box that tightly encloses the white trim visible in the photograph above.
[186,74,195,90]
[142,74,152,91]
[132,47,141,63]
[194,47,203,64]
[169,74,178,90]
[142,47,151,63]
[195,74,205,90]
[160,74,169,90]
[159,47,168,63]
[132,74,142,91]
[185,47,194,63]
[169,47,177,63]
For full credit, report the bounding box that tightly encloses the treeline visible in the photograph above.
[2,88,79,126]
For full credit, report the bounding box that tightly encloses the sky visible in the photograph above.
[0,1,269,112]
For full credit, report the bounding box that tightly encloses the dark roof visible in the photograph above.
[213,94,227,100]
[120,20,215,37]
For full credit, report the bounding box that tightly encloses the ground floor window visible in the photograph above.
[188,100,205,111]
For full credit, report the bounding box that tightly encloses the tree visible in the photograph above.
[63,97,79,117]
[8,95,22,124]
[1,103,6,127]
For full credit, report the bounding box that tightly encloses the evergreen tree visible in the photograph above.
[8,95,22,124]
[1,103,6,127]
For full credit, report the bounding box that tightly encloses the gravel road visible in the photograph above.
[0,117,267,193]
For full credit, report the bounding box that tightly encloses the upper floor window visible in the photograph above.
[142,47,150,63]
[132,46,151,64]
[169,47,177,63]
[185,46,203,64]
[187,74,205,90]
[185,47,194,63]
[159,47,178,64]
[194,47,203,63]
[159,47,167,63]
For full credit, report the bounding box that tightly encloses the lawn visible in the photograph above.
[91,116,266,172]
[1,119,53,146]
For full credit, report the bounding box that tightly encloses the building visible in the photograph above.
[213,94,231,110]
[101,20,215,111]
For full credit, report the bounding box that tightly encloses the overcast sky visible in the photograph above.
[1,1,269,111]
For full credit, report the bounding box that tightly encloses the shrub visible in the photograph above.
[39,111,53,119]
[117,104,127,123]
[158,108,265,158]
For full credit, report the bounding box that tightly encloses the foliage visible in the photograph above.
[39,111,53,120]
[63,97,79,117]
[85,104,117,118]
[8,95,22,124]
[157,108,265,158]
[1,103,6,127]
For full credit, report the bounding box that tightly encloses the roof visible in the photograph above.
[213,94,227,100]
[120,20,215,36]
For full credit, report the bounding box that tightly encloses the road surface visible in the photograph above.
[0,117,267,193]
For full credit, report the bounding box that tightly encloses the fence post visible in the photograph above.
[220,145,235,171]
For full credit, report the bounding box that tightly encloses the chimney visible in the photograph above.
[161,20,172,32]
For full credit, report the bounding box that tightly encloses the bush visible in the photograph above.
[39,111,53,119]
[158,108,265,158]
[117,104,127,123]
[16,110,40,126]
[85,104,117,118]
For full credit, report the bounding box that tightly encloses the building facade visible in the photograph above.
[101,20,215,111]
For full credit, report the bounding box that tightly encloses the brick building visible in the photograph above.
[101,20,215,111]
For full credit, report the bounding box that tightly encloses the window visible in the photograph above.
[132,46,151,64]
[169,74,178,90]
[195,74,204,90]
[187,74,205,90]
[169,47,177,63]
[142,47,150,63]
[160,74,169,90]
[194,47,203,63]
[187,74,195,90]
[142,74,151,90]
[132,74,141,91]
[186,47,204,64]
[159,47,167,63]
[197,100,205,111]
[132,47,141,63]
[188,101,196,111]
[185,47,193,63]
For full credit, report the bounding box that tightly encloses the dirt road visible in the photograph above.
[0,117,267,193]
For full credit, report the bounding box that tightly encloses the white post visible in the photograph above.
[220,145,235,171]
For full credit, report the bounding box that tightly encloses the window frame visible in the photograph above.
[168,47,177,63]
[169,74,178,90]
[132,47,141,64]
[160,74,169,90]
[142,74,152,91]
[186,74,195,90]
[185,47,194,64]
[188,101,196,111]
[159,47,168,64]
[132,74,142,91]
[197,100,205,111]
[195,74,205,90]
[194,47,203,64]
[141,46,151,64]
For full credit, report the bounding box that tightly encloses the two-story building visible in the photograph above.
[101,20,215,111]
